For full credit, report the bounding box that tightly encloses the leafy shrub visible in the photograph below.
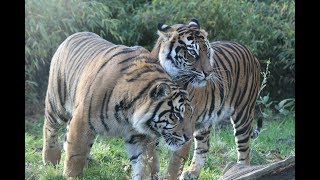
[25,0,134,114]
[25,0,294,115]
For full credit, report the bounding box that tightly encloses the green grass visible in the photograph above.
[25,115,295,179]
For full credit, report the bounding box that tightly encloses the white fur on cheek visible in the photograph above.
[209,47,214,66]
[132,105,157,138]
[159,46,179,78]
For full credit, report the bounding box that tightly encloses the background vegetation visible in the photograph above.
[25,0,295,179]
[25,0,295,116]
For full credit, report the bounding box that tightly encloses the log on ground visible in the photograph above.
[219,156,295,180]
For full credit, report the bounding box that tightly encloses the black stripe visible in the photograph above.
[235,122,250,136]
[114,100,125,122]
[167,42,175,65]
[234,104,249,126]
[145,57,159,64]
[158,110,171,119]
[110,48,136,60]
[63,80,67,107]
[129,152,142,162]
[120,64,136,73]
[125,78,170,109]
[88,96,96,133]
[208,81,215,116]
[196,149,208,154]
[176,26,186,32]
[100,92,109,132]
[57,72,64,105]
[195,135,204,141]
[237,133,250,144]
[118,56,136,64]
[145,101,165,137]
[238,146,249,153]
[126,67,165,82]
[146,101,165,123]
[104,88,114,122]
[201,130,211,136]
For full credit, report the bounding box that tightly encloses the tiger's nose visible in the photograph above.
[203,71,208,77]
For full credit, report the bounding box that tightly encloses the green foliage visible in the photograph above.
[256,58,295,119]
[25,0,135,114]
[25,0,295,114]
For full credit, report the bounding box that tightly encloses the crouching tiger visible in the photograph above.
[42,32,193,179]
[151,19,262,179]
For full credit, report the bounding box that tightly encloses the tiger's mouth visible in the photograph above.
[190,75,212,87]
[162,134,186,151]
[176,73,212,87]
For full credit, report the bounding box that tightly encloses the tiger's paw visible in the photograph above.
[42,146,61,165]
[180,170,199,180]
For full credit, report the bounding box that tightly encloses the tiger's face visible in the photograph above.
[156,19,214,87]
[133,83,192,151]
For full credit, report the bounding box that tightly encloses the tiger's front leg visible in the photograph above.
[165,141,192,180]
[125,134,159,180]
[63,114,96,179]
[181,126,211,180]
[42,116,62,165]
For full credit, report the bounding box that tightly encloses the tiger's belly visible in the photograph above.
[87,116,134,137]
[194,106,234,130]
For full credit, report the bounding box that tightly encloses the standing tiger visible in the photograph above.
[150,19,261,179]
[42,32,193,179]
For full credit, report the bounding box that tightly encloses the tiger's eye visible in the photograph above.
[189,50,196,55]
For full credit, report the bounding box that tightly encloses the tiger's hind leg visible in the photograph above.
[42,114,63,165]
[63,113,96,178]
[180,125,212,180]
[231,111,255,165]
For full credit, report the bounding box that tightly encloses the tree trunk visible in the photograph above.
[219,156,295,180]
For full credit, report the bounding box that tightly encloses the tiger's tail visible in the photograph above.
[251,116,263,139]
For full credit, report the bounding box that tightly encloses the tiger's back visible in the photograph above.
[45,32,162,135]
[43,32,193,179]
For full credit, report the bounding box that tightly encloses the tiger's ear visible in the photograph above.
[150,83,172,101]
[157,23,177,41]
[188,18,200,29]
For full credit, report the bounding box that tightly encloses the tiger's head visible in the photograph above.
[153,19,214,87]
[132,82,192,151]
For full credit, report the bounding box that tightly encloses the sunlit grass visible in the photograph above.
[25,115,294,179]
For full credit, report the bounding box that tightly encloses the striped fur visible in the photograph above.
[42,32,193,179]
[151,19,261,179]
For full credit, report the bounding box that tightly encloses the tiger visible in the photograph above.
[150,19,262,179]
[42,32,193,179]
